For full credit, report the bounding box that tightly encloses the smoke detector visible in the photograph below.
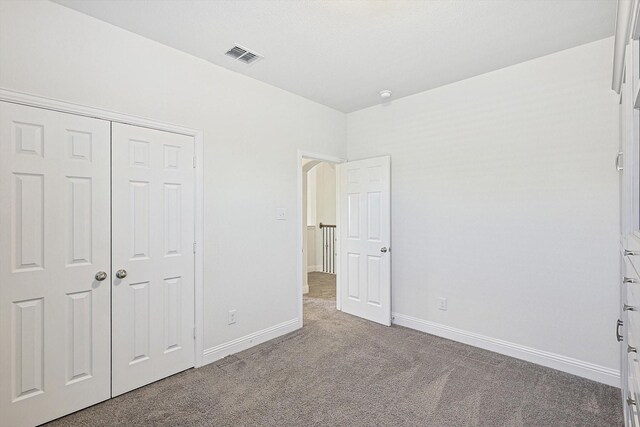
[225,44,263,64]
[380,90,392,99]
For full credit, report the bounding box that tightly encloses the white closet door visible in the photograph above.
[0,102,111,426]
[111,123,195,396]
[338,156,391,326]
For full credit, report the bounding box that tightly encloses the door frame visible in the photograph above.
[297,150,345,327]
[0,87,206,368]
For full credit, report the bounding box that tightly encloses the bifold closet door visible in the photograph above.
[111,123,195,396]
[0,102,111,426]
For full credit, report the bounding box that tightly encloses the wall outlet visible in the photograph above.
[438,297,447,311]
[228,309,237,324]
[276,208,286,220]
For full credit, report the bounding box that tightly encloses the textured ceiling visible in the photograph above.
[53,0,616,113]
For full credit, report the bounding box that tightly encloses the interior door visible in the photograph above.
[111,123,195,396]
[338,156,391,326]
[0,102,111,426]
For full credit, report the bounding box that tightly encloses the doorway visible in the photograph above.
[298,152,343,325]
[304,160,338,302]
[297,152,392,328]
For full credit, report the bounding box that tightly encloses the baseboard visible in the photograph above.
[308,265,321,272]
[303,284,309,294]
[202,318,299,365]
[392,312,620,387]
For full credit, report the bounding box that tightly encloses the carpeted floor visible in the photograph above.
[48,273,623,426]
[307,271,337,300]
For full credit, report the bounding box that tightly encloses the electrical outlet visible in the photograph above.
[228,309,237,324]
[438,298,447,311]
[276,208,286,220]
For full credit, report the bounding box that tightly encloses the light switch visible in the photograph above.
[276,207,286,220]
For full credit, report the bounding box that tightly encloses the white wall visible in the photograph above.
[0,1,346,355]
[311,163,336,270]
[347,38,620,379]
[315,163,336,227]
[306,227,316,265]
[306,166,317,227]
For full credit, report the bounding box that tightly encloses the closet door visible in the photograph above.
[111,123,195,396]
[0,102,111,426]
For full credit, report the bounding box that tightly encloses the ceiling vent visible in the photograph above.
[225,45,263,64]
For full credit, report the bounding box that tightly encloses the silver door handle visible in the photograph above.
[625,304,638,312]
[116,269,127,279]
[629,345,638,354]
[618,319,624,342]
[95,271,107,281]
[629,394,637,407]
[625,249,640,257]
[616,151,624,171]
[625,277,639,284]
[380,247,388,253]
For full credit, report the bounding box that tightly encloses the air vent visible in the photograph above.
[238,52,258,64]
[225,46,247,59]
[225,44,263,65]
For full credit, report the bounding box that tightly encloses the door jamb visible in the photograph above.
[297,150,345,328]
[0,88,206,368]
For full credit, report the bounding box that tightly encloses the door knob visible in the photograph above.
[380,247,388,253]
[625,304,638,312]
[617,319,624,342]
[95,271,107,281]
[116,269,127,279]
[624,277,639,284]
[616,152,624,171]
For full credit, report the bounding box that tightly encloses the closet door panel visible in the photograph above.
[111,123,195,396]
[0,102,111,427]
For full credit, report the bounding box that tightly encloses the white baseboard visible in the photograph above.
[392,312,620,387]
[202,318,299,365]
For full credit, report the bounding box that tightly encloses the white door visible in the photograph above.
[111,123,195,396]
[338,156,391,326]
[0,102,111,426]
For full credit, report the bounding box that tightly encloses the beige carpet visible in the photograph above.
[307,271,336,300]
[47,273,622,426]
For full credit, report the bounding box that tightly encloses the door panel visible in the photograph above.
[111,123,195,396]
[338,156,391,325]
[0,102,111,426]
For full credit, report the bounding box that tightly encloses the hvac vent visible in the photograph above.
[225,45,263,64]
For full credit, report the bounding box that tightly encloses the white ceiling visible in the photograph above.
[53,0,616,113]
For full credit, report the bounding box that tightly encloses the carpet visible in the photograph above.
[47,274,623,426]
[307,271,336,300]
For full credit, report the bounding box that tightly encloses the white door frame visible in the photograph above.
[0,88,206,368]
[297,150,345,327]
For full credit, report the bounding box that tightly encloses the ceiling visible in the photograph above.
[53,0,616,113]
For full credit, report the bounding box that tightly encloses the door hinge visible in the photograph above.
[193,241,197,254]
[193,326,196,340]
[193,156,197,168]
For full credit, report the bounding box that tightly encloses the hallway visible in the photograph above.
[307,271,336,300]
